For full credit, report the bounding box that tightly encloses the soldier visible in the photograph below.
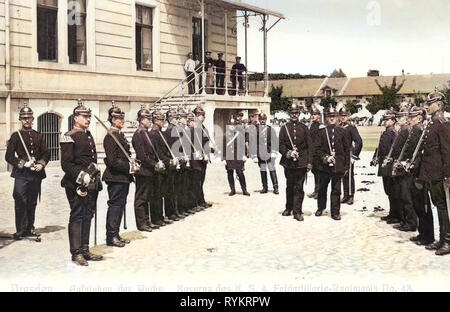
[371,110,401,225]
[60,100,103,266]
[339,107,363,205]
[215,53,226,94]
[6,103,49,241]
[187,112,208,210]
[416,92,450,255]
[308,108,322,200]
[102,104,136,248]
[164,109,186,220]
[255,113,279,194]
[279,104,313,221]
[205,51,215,93]
[315,107,350,221]
[389,109,412,230]
[132,107,159,232]
[230,56,247,95]
[149,111,176,225]
[193,106,213,208]
[222,116,250,196]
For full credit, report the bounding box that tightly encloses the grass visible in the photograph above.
[358,126,384,152]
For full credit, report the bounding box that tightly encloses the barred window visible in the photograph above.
[68,0,87,64]
[37,0,58,61]
[136,5,153,71]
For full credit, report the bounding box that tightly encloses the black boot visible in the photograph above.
[81,245,104,261]
[228,171,236,196]
[238,173,250,196]
[341,195,350,204]
[116,234,131,244]
[69,222,87,266]
[107,236,126,248]
[436,234,450,256]
[260,172,268,194]
[293,213,304,222]
[270,171,279,195]
[346,196,354,205]
[426,241,443,250]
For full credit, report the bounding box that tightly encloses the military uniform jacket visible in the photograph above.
[149,127,171,171]
[222,125,248,170]
[279,121,312,169]
[341,122,363,158]
[188,126,206,171]
[391,127,410,160]
[132,126,158,176]
[60,128,98,188]
[215,60,226,73]
[418,118,450,182]
[315,125,350,174]
[165,124,183,158]
[102,129,134,184]
[5,129,49,180]
[309,121,321,169]
[256,124,277,161]
[231,63,247,78]
[375,127,396,177]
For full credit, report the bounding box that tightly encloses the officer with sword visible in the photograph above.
[412,92,450,256]
[6,103,49,242]
[279,104,313,221]
[60,100,103,266]
[314,107,350,221]
[99,102,140,247]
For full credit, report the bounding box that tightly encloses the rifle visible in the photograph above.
[405,120,430,173]
[392,129,412,176]
[370,148,379,167]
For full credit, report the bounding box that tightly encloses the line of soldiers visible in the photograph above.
[371,91,450,256]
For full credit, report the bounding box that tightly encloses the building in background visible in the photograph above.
[0,0,284,171]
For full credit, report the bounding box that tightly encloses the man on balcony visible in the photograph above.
[215,53,226,95]
[184,52,196,95]
[230,56,247,95]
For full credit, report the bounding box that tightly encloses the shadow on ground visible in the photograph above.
[0,225,65,250]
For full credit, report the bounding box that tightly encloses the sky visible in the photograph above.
[236,0,450,77]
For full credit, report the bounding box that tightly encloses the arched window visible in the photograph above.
[38,113,61,161]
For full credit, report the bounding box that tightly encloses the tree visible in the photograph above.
[439,82,450,112]
[367,76,406,113]
[329,68,347,78]
[320,96,337,110]
[305,98,314,111]
[269,85,292,112]
[345,100,359,114]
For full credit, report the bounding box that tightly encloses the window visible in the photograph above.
[38,113,61,161]
[192,17,207,62]
[68,0,87,64]
[37,0,58,61]
[136,5,153,71]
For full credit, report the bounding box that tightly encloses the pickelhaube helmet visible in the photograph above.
[339,106,350,116]
[290,103,301,114]
[73,99,92,117]
[382,110,396,121]
[187,112,196,122]
[193,106,205,117]
[19,102,34,120]
[409,106,427,119]
[426,91,447,105]
[137,104,152,121]
[326,107,339,118]
[395,108,410,119]
[108,101,125,123]
[178,108,188,119]
[152,110,166,121]
[258,113,268,120]
[166,109,178,121]
[311,107,321,115]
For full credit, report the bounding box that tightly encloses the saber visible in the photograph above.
[17,130,36,171]
[95,204,98,246]
[93,115,140,173]
[174,125,190,163]
[143,131,165,171]
[283,124,298,162]
[382,132,400,168]
[123,205,127,230]
[162,197,166,219]
[157,130,180,170]
[194,128,210,163]
[324,126,335,167]
[349,150,352,195]
[181,127,203,161]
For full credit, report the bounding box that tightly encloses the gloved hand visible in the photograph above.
[271,152,278,159]
[243,156,247,162]
[24,160,35,168]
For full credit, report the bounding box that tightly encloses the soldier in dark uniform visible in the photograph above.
[215,53,226,94]
[416,92,450,255]
[222,116,250,196]
[279,104,313,221]
[315,107,350,221]
[230,56,247,95]
[187,112,207,210]
[339,107,363,205]
[371,110,401,224]
[132,107,159,232]
[193,106,214,208]
[255,113,279,194]
[6,104,49,240]
[149,111,176,225]
[60,100,103,266]
[102,104,136,248]
[308,108,322,200]
[389,109,412,230]
[164,109,186,220]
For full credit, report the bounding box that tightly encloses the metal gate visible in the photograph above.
[38,113,61,161]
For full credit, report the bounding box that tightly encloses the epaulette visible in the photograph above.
[60,132,75,144]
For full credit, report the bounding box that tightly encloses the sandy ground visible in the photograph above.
[0,151,449,292]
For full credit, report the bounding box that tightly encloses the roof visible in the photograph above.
[214,0,285,19]
[249,73,450,98]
